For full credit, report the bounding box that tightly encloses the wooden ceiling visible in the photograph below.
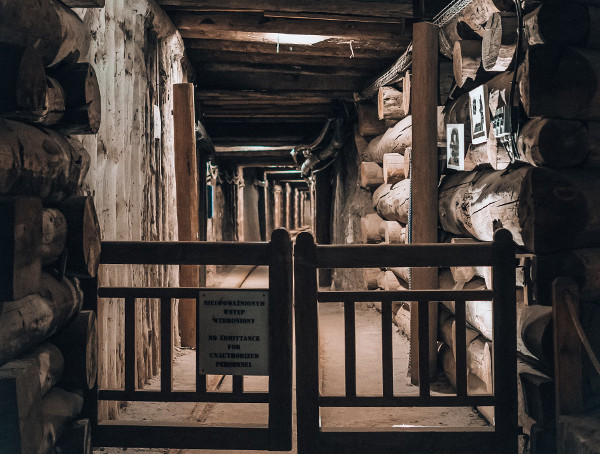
[158,0,415,164]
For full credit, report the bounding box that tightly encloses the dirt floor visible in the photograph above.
[94,266,487,454]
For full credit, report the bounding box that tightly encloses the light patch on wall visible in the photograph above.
[261,33,331,45]
[153,104,161,140]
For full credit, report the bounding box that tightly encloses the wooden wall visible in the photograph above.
[73,0,188,419]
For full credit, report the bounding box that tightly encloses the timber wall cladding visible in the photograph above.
[351,0,600,436]
[73,0,187,420]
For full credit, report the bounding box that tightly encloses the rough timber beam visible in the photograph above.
[158,0,413,18]
[170,12,406,41]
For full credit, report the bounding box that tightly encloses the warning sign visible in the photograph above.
[197,290,269,376]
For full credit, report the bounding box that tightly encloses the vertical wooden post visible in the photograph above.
[268,229,293,451]
[553,277,582,453]
[410,22,439,383]
[236,167,245,241]
[173,83,198,348]
[264,180,272,238]
[273,184,283,230]
[314,168,332,287]
[294,232,320,454]
[285,183,293,231]
[492,229,518,454]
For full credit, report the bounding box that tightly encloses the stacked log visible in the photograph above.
[453,40,483,87]
[482,13,518,72]
[359,162,384,188]
[382,153,405,184]
[372,179,411,224]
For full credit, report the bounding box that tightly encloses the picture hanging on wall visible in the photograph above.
[469,85,490,145]
[446,124,465,171]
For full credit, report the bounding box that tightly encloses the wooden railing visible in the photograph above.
[294,229,518,454]
[92,229,293,451]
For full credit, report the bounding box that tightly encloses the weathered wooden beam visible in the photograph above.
[158,0,413,18]
[196,90,352,105]
[171,11,407,41]
[184,38,407,59]
[206,120,325,146]
[173,83,199,348]
[411,22,439,384]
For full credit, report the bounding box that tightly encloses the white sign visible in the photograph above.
[198,290,269,376]
[469,85,490,145]
[153,104,162,139]
[446,124,465,171]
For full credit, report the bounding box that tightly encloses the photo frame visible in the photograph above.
[469,85,490,145]
[446,124,465,171]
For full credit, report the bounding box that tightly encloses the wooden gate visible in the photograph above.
[294,229,518,454]
[91,229,293,451]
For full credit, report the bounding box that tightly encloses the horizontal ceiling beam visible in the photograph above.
[184,38,407,59]
[195,61,369,77]
[206,120,326,147]
[187,49,394,70]
[170,12,406,41]
[196,90,353,104]
[158,1,412,18]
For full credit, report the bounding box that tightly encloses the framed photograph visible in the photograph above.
[446,124,465,171]
[469,85,490,145]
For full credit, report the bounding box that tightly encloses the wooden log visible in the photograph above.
[438,166,587,254]
[39,388,83,454]
[449,239,492,287]
[0,273,83,366]
[393,302,411,337]
[403,147,411,178]
[438,0,513,58]
[382,153,405,184]
[47,63,101,135]
[439,270,493,340]
[359,212,386,244]
[519,45,600,121]
[482,13,518,72]
[524,2,599,50]
[402,71,411,116]
[532,248,600,304]
[439,311,480,358]
[359,162,384,188]
[363,268,380,290]
[560,170,600,250]
[365,115,412,162]
[377,86,407,121]
[58,197,101,278]
[50,310,97,390]
[55,419,91,454]
[372,179,411,223]
[19,343,64,397]
[0,44,65,126]
[0,119,88,202]
[41,209,67,267]
[0,0,90,66]
[0,197,42,302]
[383,221,405,244]
[453,40,482,87]
[377,270,406,291]
[61,0,105,6]
[516,117,589,168]
[354,124,369,161]
[519,304,553,368]
[0,358,43,454]
[356,102,386,137]
[438,342,495,423]
[389,267,410,285]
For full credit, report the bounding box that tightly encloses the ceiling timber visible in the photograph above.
[159,0,415,163]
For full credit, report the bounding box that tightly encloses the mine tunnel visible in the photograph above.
[0,1,599,453]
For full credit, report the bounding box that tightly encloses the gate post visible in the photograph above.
[294,232,320,454]
[492,229,518,453]
[268,228,293,451]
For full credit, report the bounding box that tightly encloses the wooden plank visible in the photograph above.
[315,243,494,268]
[173,83,199,348]
[492,229,518,454]
[318,395,495,407]
[196,90,353,104]
[98,287,268,299]
[317,429,496,454]
[318,290,493,302]
[171,12,406,41]
[94,423,270,450]
[293,232,320,454]
[158,0,413,18]
[124,297,136,394]
[232,376,244,395]
[552,278,583,417]
[97,390,269,403]
[160,298,173,394]
[344,302,357,397]
[418,300,430,397]
[100,241,270,265]
[381,299,394,398]
[267,228,293,451]
[185,38,406,59]
[454,299,468,397]
[410,22,439,385]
